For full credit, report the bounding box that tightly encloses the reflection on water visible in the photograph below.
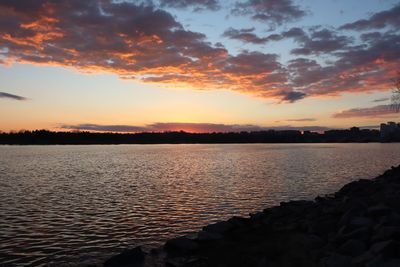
[0,143,399,266]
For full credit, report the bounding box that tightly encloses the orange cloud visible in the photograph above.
[0,1,399,103]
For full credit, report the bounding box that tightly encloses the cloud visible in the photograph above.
[0,91,28,100]
[0,1,398,104]
[59,122,331,133]
[286,29,400,97]
[226,26,351,56]
[158,0,220,11]
[340,4,400,31]
[0,0,297,102]
[290,28,351,55]
[285,118,316,122]
[332,105,398,118]
[278,91,307,103]
[222,27,268,44]
[232,0,306,27]
[60,123,147,132]
[372,97,390,103]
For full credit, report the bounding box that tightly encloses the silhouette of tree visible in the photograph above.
[392,72,400,112]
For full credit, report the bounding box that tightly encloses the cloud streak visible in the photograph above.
[332,105,398,118]
[285,118,316,122]
[59,122,331,133]
[0,92,28,100]
[158,0,220,11]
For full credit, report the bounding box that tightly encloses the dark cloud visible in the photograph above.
[0,92,28,100]
[332,105,397,118]
[228,26,351,56]
[59,122,331,133]
[286,29,400,97]
[340,4,400,31]
[158,0,220,11]
[222,26,308,44]
[278,91,307,103]
[290,28,351,55]
[222,27,268,44]
[232,0,306,27]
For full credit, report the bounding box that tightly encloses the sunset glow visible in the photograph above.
[1,0,399,132]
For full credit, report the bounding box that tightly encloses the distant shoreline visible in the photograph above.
[1,128,399,144]
[1,141,400,145]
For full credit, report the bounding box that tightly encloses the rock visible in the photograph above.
[298,234,325,249]
[321,253,352,267]
[197,230,223,241]
[165,256,203,267]
[249,211,265,221]
[368,204,392,217]
[371,240,400,258]
[348,216,374,229]
[336,179,374,198]
[342,227,371,242]
[338,239,366,256]
[378,212,400,227]
[371,259,400,267]
[352,250,375,265]
[203,221,234,234]
[227,216,249,228]
[103,246,145,267]
[307,217,337,236]
[165,236,199,254]
[371,226,400,242]
[338,199,368,225]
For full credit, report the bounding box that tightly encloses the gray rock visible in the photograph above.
[348,216,374,229]
[203,221,233,234]
[197,230,223,241]
[352,250,375,265]
[300,234,325,249]
[371,240,400,258]
[165,256,203,267]
[165,236,199,254]
[321,253,352,267]
[371,226,400,242]
[227,216,249,228]
[338,239,366,256]
[377,259,400,267]
[339,226,370,243]
[103,246,145,267]
[368,258,400,267]
[368,204,392,217]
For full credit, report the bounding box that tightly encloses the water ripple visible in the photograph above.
[1,143,400,266]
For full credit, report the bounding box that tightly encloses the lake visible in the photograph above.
[1,143,400,266]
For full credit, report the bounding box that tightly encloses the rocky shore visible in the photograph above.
[99,165,400,267]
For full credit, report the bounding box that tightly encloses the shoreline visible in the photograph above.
[99,165,400,267]
[1,142,399,146]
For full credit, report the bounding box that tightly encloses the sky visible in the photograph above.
[0,0,399,133]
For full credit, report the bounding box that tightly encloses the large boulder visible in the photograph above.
[103,246,145,267]
[165,236,199,254]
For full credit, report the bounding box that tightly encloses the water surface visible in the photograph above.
[1,143,399,266]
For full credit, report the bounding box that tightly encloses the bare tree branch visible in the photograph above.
[391,72,400,112]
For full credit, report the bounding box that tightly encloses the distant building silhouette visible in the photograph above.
[1,123,399,144]
[380,122,400,140]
